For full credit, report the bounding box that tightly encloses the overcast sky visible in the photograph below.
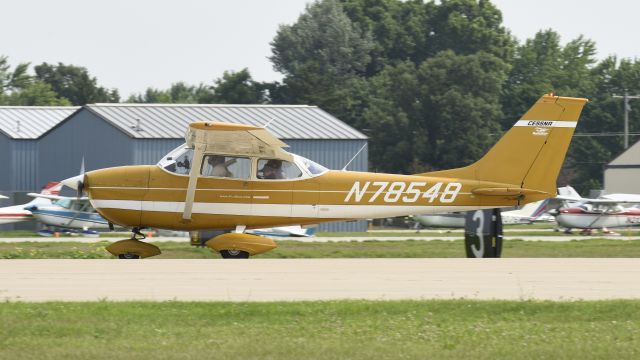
[2,0,638,98]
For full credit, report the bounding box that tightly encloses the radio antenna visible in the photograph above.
[341,143,367,171]
[262,117,276,128]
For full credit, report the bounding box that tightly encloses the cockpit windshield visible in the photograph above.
[294,155,329,176]
[158,145,194,175]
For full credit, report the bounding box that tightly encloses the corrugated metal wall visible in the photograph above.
[132,139,183,165]
[37,110,134,187]
[10,140,38,191]
[0,135,10,190]
[131,138,369,232]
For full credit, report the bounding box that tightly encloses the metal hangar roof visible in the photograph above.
[0,106,80,139]
[85,103,367,140]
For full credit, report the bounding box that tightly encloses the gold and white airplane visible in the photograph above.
[63,93,587,259]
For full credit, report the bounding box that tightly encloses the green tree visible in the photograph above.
[0,56,30,92]
[363,51,507,173]
[127,82,214,103]
[270,0,374,120]
[0,56,70,106]
[2,81,71,106]
[210,69,265,104]
[34,62,119,105]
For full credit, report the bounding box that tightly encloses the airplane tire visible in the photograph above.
[220,250,250,259]
[118,254,141,259]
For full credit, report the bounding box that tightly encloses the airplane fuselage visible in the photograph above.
[84,165,543,231]
[556,207,640,229]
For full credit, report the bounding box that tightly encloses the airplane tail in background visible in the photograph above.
[26,182,63,206]
[422,93,588,200]
[41,181,62,196]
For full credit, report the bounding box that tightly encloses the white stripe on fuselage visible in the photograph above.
[90,199,498,219]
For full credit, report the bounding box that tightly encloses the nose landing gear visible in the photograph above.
[105,228,161,259]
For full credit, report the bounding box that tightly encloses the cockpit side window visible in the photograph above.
[158,146,194,175]
[201,155,251,180]
[257,159,302,180]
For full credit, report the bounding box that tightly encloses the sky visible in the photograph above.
[2,0,639,98]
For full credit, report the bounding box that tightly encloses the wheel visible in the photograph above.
[118,253,141,259]
[220,250,250,259]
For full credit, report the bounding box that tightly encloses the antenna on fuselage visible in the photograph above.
[262,117,276,128]
[341,143,367,171]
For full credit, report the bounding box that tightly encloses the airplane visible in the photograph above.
[0,195,7,199]
[24,192,111,236]
[62,93,587,259]
[411,197,554,229]
[247,225,317,238]
[0,182,61,225]
[554,186,640,234]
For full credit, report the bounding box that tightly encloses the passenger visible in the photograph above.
[262,159,284,179]
[203,155,235,178]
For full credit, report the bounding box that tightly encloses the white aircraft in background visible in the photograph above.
[412,198,554,229]
[25,192,111,236]
[0,195,7,199]
[247,225,317,238]
[554,186,640,233]
[0,182,61,225]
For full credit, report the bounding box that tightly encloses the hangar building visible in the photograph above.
[1,104,368,232]
[604,139,640,194]
[0,106,80,191]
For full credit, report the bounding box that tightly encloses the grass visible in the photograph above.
[0,300,639,359]
[2,239,640,259]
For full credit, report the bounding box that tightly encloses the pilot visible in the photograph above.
[204,155,235,178]
[261,159,285,179]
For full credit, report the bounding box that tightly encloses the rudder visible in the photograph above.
[422,93,587,197]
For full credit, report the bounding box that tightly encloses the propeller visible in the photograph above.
[61,157,86,197]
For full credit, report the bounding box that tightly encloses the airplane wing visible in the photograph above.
[555,195,640,205]
[186,121,292,160]
[27,193,90,201]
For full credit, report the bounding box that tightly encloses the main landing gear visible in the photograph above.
[206,232,277,259]
[105,228,161,260]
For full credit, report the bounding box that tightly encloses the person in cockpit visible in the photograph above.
[261,159,284,179]
[203,155,235,178]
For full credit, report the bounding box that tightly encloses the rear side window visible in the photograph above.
[201,155,251,180]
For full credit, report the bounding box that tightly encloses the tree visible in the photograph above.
[0,56,30,92]
[0,56,70,106]
[34,62,119,105]
[270,0,374,120]
[127,82,213,103]
[363,51,507,173]
[2,81,71,106]
[210,69,265,104]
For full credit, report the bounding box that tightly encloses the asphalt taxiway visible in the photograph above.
[1,258,639,302]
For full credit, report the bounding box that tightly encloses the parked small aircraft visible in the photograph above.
[554,186,640,233]
[247,225,316,238]
[25,192,110,235]
[63,93,587,259]
[0,182,61,225]
[412,198,553,229]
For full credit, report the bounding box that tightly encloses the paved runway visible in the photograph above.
[1,259,639,302]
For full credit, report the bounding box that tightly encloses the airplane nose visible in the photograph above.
[61,174,84,190]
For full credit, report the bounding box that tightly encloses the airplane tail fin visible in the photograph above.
[304,226,317,237]
[41,181,62,195]
[422,93,587,198]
